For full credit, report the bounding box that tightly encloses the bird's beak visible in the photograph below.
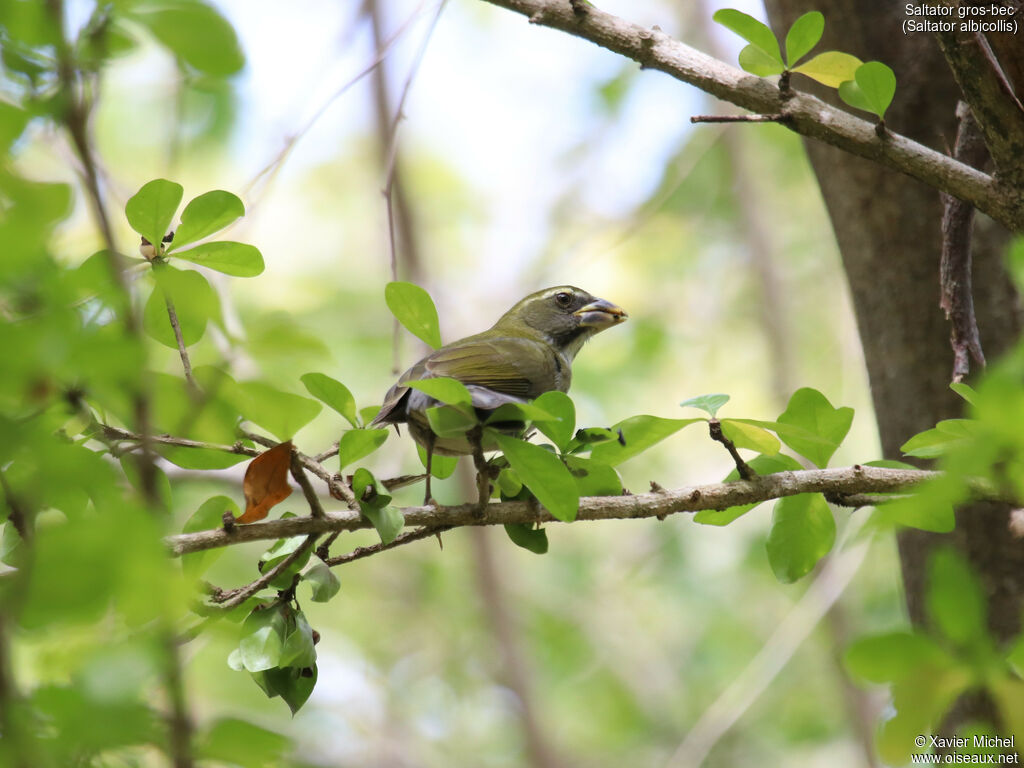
[574,297,628,329]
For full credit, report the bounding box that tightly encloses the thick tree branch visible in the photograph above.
[477,0,1024,231]
[167,465,935,557]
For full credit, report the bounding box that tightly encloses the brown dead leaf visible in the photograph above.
[237,440,293,523]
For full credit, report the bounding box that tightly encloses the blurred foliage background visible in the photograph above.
[0,0,936,766]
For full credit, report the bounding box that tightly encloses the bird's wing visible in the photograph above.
[423,336,554,399]
[370,336,556,426]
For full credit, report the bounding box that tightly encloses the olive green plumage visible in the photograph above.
[372,286,627,456]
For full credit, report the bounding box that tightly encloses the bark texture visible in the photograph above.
[763,0,1024,657]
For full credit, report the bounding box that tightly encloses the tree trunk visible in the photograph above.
[763,0,1023,721]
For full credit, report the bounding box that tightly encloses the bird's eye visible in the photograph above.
[554,291,572,307]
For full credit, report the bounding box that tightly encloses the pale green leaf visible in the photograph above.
[301,373,358,427]
[784,11,823,66]
[793,51,862,87]
[495,434,579,522]
[169,190,244,250]
[765,493,835,582]
[385,281,442,349]
[126,178,182,248]
[171,241,264,277]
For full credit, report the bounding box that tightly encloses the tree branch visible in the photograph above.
[941,101,989,382]
[163,294,198,389]
[210,533,319,610]
[167,465,936,557]
[477,0,1024,231]
[321,524,452,566]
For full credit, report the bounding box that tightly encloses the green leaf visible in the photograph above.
[485,402,556,424]
[182,496,236,577]
[533,391,575,452]
[765,493,835,583]
[337,428,388,470]
[590,415,701,466]
[197,718,290,766]
[260,664,317,715]
[232,381,322,441]
[361,505,404,545]
[854,61,896,118]
[792,51,862,87]
[680,393,729,418]
[425,405,478,439]
[169,190,244,250]
[737,44,786,76]
[143,265,218,348]
[385,281,442,349]
[901,419,977,458]
[712,9,783,67]
[839,61,896,120]
[497,468,523,497]
[300,373,359,427]
[171,241,264,277]
[125,178,182,248]
[279,611,317,669]
[128,2,244,76]
[417,444,458,479]
[407,377,472,410]
[720,419,780,454]
[694,453,803,526]
[926,548,989,650]
[565,455,622,497]
[784,11,823,66]
[352,468,404,544]
[950,381,977,405]
[303,561,340,603]
[775,387,853,467]
[504,523,549,554]
[845,631,950,683]
[238,607,287,672]
[495,434,579,522]
[837,79,872,114]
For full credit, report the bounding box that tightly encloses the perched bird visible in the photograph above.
[372,285,627,501]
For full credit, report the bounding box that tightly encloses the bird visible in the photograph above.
[371,285,627,503]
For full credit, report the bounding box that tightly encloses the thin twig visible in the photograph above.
[690,113,787,123]
[707,419,755,480]
[163,295,198,388]
[322,525,452,566]
[940,101,989,383]
[99,424,261,458]
[211,533,319,610]
[290,453,326,519]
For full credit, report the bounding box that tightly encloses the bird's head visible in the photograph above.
[492,286,628,360]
